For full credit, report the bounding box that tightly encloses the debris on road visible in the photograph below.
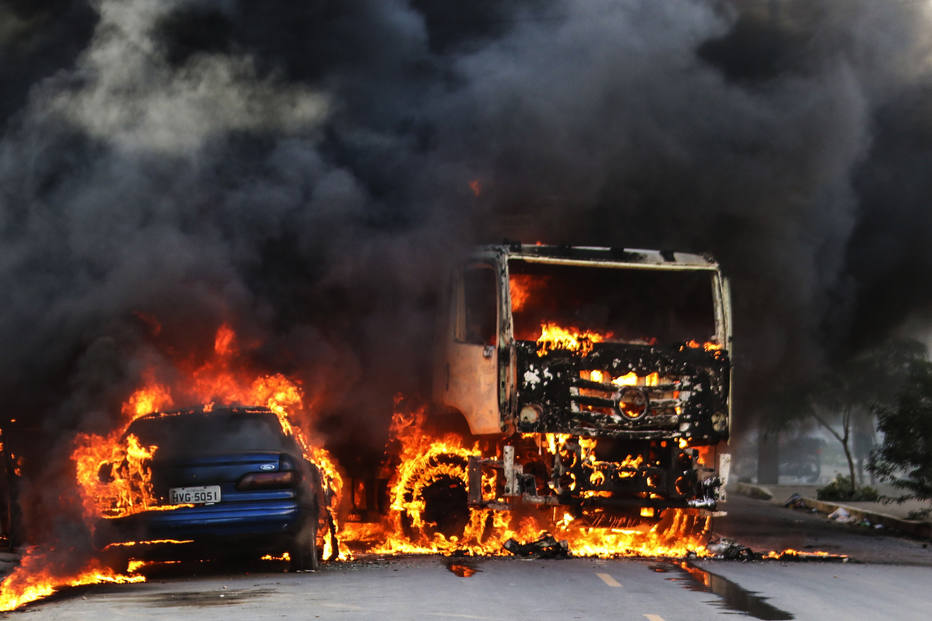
[705,537,757,561]
[503,534,569,559]
[703,536,849,562]
[828,507,856,523]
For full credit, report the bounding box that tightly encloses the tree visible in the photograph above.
[807,373,865,496]
[869,357,932,506]
[800,340,923,498]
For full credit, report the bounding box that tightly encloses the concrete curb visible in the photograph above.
[795,497,931,540]
[730,482,930,539]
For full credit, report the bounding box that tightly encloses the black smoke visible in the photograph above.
[2,0,932,538]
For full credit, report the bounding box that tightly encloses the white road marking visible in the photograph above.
[644,615,665,621]
[595,572,622,587]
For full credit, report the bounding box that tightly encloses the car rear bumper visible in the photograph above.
[99,499,304,545]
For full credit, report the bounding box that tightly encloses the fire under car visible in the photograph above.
[95,406,322,570]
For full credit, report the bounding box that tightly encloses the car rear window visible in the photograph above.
[126,410,291,456]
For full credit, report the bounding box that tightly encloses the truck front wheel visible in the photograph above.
[396,452,472,544]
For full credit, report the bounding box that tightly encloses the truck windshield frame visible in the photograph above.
[508,259,718,347]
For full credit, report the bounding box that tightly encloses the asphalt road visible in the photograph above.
[13,555,932,621]
[5,494,932,620]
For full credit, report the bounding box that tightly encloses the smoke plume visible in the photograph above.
[3,0,932,536]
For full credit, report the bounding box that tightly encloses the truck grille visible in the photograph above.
[569,370,684,424]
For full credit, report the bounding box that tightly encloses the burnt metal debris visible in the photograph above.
[502,534,569,559]
[703,537,849,563]
[705,537,759,561]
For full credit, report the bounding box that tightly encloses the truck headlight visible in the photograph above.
[519,405,541,424]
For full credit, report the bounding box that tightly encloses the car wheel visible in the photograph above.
[290,505,320,571]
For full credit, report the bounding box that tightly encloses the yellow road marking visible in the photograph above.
[644,615,665,621]
[595,572,622,587]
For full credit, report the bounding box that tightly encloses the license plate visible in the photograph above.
[169,485,221,505]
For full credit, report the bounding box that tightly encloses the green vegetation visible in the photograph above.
[869,358,932,506]
[796,340,925,497]
[816,474,878,502]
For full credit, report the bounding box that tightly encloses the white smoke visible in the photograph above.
[34,0,329,154]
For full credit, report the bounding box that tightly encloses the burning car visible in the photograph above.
[94,406,323,570]
[430,244,732,527]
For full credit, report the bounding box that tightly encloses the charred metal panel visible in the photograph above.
[438,262,503,435]
[445,342,501,434]
[486,244,721,271]
[515,342,730,444]
[716,275,734,438]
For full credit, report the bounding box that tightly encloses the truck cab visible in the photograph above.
[436,244,732,519]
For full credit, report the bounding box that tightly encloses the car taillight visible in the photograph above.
[279,454,298,471]
[236,470,298,490]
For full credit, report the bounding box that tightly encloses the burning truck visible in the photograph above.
[425,244,732,529]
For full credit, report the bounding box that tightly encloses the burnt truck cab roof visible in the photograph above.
[482,244,721,267]
[437,244,732,444]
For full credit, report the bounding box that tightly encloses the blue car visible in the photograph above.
[99,406,321,570]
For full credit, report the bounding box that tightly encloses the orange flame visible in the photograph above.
[0,547,144,612]
[363,407,492,555]
[72,381,181,526]
[2,316,728,611]
[536,322,611,357]
[604,371,661,387]
[765,548,847,560]
[73,433,162,522]
[508,274,551,316]
[213,323,236,356]
[338,403,711,559]
[122,383,173,421]
[126,559,182,573]
[509,275,533,313]
[104,539,194,549]
[1,322,347,611]
[684,339,722,352]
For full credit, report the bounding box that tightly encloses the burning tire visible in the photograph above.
[396,452,472,543]
[418,473,470,538]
